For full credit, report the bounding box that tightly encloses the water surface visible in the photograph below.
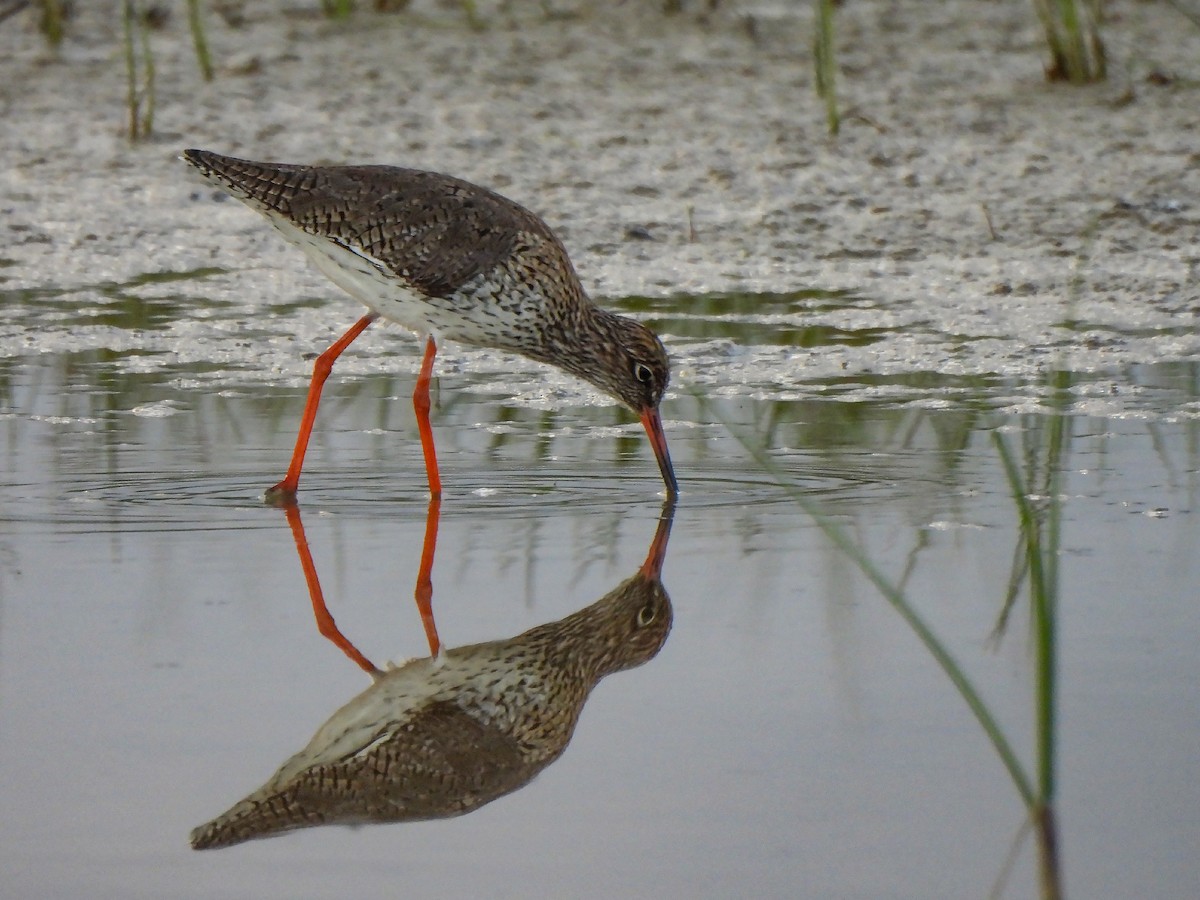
[2,287,1198,897]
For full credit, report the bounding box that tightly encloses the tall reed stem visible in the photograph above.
[1031,0,1107,83]
[39,0,65,45]
[813,0,840,135]
[122,0,155,141]
[187,0,214,82]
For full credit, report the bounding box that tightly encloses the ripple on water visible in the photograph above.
[3,472,276,535]
[0,457,907,534]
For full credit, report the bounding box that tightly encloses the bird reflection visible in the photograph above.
[191,500,674,850]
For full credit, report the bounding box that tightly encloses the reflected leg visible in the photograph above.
[283,502,380,676]
[413,495,443,657]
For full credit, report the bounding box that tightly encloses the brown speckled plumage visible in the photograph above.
[186,153,566,304]
[189,515,673,850]
[182,150,674,423]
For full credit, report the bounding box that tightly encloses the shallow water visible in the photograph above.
[2,291,1199,897]
[3,2,1200,893]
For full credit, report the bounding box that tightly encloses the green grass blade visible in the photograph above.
[139,8,155,137]
[322,0,355,18]
[724,415,1036,807]
[1031,0,1106,83]
[39,0,65,46]
[813,0,840,135]
[122,0,140,140]
[187,0,214,82]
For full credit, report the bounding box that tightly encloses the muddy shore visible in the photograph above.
[2,1,1198,407]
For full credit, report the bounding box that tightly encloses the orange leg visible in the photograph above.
[283,502,380,676]
[413,335,442,498]
[413,495,443,657]
[266,313,379,502]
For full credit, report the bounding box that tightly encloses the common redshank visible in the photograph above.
[189,506,674,849]
[182,149,678,499]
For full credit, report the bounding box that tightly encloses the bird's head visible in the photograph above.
[574,316,677,497]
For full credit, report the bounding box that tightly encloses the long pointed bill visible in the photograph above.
[639,407,679,498]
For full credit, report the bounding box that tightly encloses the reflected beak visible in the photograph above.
[639,407,679,498]
[639,503,675,579]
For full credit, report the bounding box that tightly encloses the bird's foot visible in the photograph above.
[263,481,299,508]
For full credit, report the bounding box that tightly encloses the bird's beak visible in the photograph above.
[639,407,679,498]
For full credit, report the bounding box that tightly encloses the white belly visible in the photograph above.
[269,218,541,351]
[262,647,550,787]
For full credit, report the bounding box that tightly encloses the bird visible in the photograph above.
[189,507,674,849]
[181,149,678,500]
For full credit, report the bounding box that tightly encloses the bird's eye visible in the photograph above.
[633,362,654,384]
[637,604,657,626]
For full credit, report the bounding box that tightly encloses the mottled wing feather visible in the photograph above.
[190,700,546,850]
[184,150,563,299]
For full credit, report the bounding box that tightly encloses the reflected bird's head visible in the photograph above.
[544,568,673,683]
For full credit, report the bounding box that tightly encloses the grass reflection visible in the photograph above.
[1,266,229,330]
[719,371,1077,899]
[615,289,887,347]
[991,371,1070,900]
[615,289,861,318]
